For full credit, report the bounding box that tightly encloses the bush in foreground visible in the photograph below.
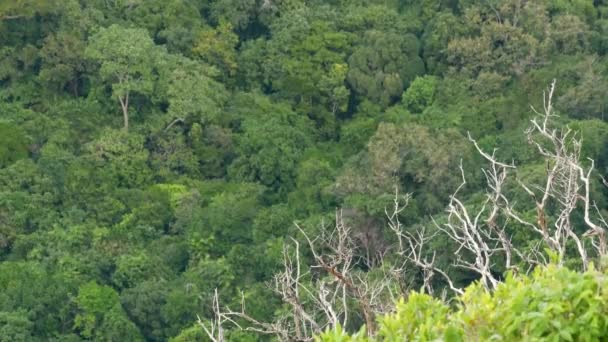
[317,265,608,341]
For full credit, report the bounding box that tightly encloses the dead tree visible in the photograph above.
[293,212,399,337]
[199,289,291,341]
[201,211,399,341]
[385,189,463,295]
[402,80,608,295]
[507,80,606,267]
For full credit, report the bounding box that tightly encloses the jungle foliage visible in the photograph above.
[2,0,608,341]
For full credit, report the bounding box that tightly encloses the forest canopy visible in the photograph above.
[2,0,608,341]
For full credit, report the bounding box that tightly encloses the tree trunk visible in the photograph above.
[71,78,79,97]
[118,92,129,132]
[361,301,376,337]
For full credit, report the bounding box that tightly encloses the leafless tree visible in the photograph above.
[198,289,225,342]
[199,289,291,341]
[385,189,463,295]
[403,80,608,294]
[281,212,398,338]
[201,211,401,341]
[507,80,606,267]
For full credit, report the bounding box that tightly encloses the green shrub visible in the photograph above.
[317,265,608,341]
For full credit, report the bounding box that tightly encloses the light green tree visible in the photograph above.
[74,281,144,341]
[163,56,228,125]
[85,25,157,131]
[402,76,438,113]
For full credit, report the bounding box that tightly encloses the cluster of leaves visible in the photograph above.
[318,264,608,341]
[1,0,608,340]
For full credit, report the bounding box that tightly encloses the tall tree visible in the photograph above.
[85,25,157,131]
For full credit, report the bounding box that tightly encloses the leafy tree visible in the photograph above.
[447,22,541,79]
[549,14,590,54]
[124,0,204,54]
[334,122,471,214]
[162,55,228,125]
[402,75,438,113]
[0,311,34,342]
[169,324,206,342]
[228,94,313,194]
[120,280,171,341]
[0,121,28,168]
[192,21,239,80]
[287,156,337,215]
[338,3,417,34]
[557,57,608,120]
[261,12,353,134]
[85,24,158,131]
[39,31,87,96]
[420,11,467,74]
[74,281,143,341]
[112,251,171,290]
[148,130,201,179]
[202,125,236,176]
[347,30,424,107]
[84,129,152,188]
[0,158,60,248]
[0,262,76,339]
[193,183,264,255]
[208,0,294,33]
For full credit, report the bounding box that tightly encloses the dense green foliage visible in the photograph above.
[2,0,608,340]
[318,265,608,341]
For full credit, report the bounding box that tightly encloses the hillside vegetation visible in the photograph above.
[2,0,608,341]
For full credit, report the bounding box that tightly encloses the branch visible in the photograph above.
[1,14,24,20]
[164,117,185,132]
